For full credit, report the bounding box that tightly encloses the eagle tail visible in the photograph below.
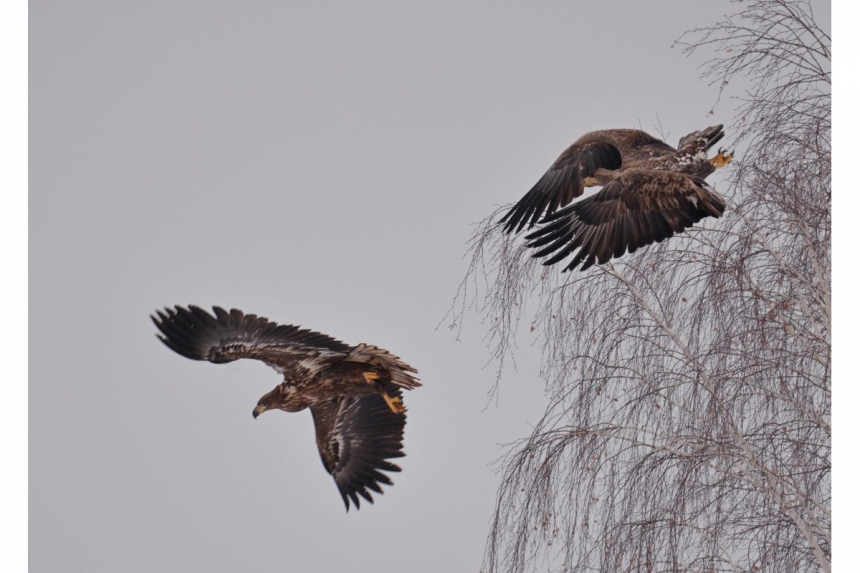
[678,124,724,152]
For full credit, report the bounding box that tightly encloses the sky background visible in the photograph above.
[29,1,831,572]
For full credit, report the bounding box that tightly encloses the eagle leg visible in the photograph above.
[708,147,734,168]
[362,371,379,384]
[381,390,407,414]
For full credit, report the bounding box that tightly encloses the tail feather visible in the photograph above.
[678,124,724,152]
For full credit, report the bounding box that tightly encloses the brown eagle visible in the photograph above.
[151,305,420,510]
[499,126,732,271]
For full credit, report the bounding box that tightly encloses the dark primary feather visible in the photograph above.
[152,305,352,366]
[311,390,406,511]
[525,169,726,272]
[500,139,623,234]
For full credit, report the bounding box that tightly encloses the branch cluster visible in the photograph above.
[447,2,831,571]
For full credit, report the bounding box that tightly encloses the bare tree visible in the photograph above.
[446,1,830,571]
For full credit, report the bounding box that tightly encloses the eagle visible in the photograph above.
[499,125,732,271]
[151,305,420,510]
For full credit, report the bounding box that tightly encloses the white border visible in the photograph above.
[0,0,28,570]
[832,0,856,568]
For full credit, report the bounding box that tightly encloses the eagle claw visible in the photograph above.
[382,392,406,414]
[709,147,734,168]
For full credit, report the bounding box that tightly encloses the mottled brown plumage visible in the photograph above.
[500,125,731,271]
[152,305,420,510]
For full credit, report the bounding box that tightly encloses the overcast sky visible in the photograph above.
[29,1,832,572]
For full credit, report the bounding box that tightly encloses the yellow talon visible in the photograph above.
[363,371,379,384]
[709,147,734,168]
[382,392,406,414]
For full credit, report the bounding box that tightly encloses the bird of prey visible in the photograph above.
[151,305,420,510]
[499,125,732,271]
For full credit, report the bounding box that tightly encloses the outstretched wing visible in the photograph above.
[343,343,421,390]
[525,169,726,272]
[152,305,352,376]
[311,392,406,511]
[500,138,623,234]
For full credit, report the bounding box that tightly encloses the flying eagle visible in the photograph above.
[499,125,732,271]
[151,305,420,510]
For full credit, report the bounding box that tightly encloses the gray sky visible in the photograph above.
[29,1,831,571]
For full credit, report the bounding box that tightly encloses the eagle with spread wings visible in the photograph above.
[151,305,420,510]
[499,125,733,271]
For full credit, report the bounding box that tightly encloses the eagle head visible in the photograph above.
[252,402,267,419]
[253,384,304,418]
[252,387,280,419]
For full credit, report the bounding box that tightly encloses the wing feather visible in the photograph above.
[311,392,407,510]
[152,305,352,374]
[524,169,726,271]
[500,138,623,233]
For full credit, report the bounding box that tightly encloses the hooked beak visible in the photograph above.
[252,404,267,419]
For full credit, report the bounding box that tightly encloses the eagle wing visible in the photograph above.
[310,391,406,510]
[524,169,726,272]
[500,137,623,234]
[151,305,352,377]
[500,129,681,234]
